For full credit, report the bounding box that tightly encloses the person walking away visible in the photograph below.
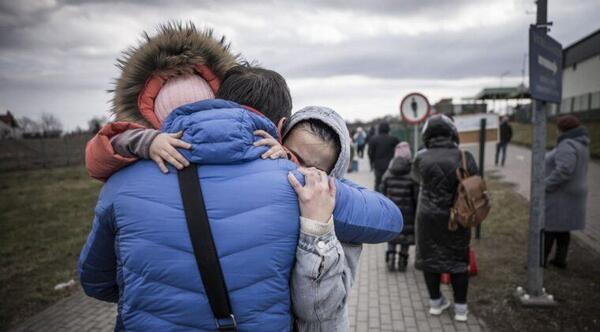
[495,116,512,166]
[367,126,376,170]
[380,142,418,272]
[412,115,478,322]
[354,127,367,158]
[544,115,590,269]
[366,126,376,144]
[368,122,400,191]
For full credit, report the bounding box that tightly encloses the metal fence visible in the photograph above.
[0,134,92,172]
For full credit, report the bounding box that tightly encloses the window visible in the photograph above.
[591,91,600,110]
[548,103,558,116]
[574,94,589,112]
[560,97,572,113]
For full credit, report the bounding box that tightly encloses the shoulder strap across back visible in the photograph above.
[177,164,237,332]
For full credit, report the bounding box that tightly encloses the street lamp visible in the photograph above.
[499,71,510,113]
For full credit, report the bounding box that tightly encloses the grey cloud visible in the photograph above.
[240,22,528,80]
[1,0,599,130]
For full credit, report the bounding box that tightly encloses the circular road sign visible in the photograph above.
[400,92,431,124]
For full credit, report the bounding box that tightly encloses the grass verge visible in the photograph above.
[470,173,600,332]
[0,166,102,331]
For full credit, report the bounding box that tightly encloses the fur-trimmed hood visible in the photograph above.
[110,22,240,128]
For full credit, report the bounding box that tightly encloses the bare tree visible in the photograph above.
[87,116,107,134]
[40,113,63,137]
[18,116,42,136]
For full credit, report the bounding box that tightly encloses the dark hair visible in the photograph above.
[295,119,341,162]
[378,122,390,134]
[216,64,292,124]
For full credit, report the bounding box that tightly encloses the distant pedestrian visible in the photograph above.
[367,126,376,144]
[544,115,590,269]
[380,142,418,272]
[495,116,512,166]
[348,136,356,173]
[368,122,400,191]
[354,127,367,158]
[367,126,376,170]
[412,115,478,322]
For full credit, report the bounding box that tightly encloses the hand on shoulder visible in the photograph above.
[149,131,191,173]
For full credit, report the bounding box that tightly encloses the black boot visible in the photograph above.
[398,253,409,272]
[385,250,396,271]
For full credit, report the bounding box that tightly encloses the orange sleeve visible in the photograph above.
[85,122,148,181]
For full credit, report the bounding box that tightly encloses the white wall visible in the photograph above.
[562,55,600,98]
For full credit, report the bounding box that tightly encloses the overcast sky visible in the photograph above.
[1,0,598,130]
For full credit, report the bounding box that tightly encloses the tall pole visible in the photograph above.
[413,125,418,155]
[476,118,487,239]
[521,53,528,87]
[527,98,546,297]
[518,0,555,306]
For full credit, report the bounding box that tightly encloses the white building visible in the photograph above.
[560,29,600,115]
[0,111,22,139]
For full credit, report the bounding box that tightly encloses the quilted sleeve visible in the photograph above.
[85,122,146,181]
[333,178,403,244]
[78,187,119,303]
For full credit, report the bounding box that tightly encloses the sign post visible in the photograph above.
[400,92,431,154]
[515,0,560,307]
[476,117,487,239]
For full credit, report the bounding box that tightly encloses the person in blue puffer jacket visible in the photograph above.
[79,65,402,331]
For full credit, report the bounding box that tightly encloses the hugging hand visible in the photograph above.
[149,131,191,173]
[254,130,289,160]
[287,167,336,223]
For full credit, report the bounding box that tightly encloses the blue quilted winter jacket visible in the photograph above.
[79,99,402,331]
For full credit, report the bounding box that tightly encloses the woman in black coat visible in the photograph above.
[412,115,478,322]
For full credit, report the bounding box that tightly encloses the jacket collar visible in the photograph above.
[425,136,457,149]
[161,99,278,164]
[557,126,588,145]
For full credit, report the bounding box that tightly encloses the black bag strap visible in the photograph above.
[177,164,236,332]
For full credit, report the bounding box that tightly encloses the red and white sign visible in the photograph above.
[400,92,431,124]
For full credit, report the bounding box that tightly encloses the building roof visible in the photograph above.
[0,111,18,128]
[472,85,530,100]
[563,28,600,68]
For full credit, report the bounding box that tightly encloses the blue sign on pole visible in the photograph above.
[529,27,563,103]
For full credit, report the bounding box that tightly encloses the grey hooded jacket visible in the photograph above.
[285,106,362,332]
[545,127,590,231]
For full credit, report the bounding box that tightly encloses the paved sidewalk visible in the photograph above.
[345,159,486,332]
[10,157,488,332]
[9,291,115,332]
[473,143,600,254]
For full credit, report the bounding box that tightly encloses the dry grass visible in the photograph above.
[470,172,600,331]
[0,166,102,331]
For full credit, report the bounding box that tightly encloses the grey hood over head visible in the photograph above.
[282,106,351,179]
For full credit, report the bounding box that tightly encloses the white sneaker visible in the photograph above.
[429,297,450,315]
[454,304,468,322]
